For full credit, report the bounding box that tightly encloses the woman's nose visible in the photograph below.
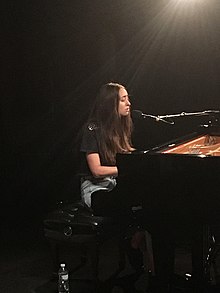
[127,99,131,105]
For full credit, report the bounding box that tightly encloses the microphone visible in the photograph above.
[132,110,145,119]
[132,110,174,125]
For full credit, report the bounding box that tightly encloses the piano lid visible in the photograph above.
[116,123,220,226]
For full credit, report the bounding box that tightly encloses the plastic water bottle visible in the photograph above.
[58,263,70,293]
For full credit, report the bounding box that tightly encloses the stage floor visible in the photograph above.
[1,221,220,293]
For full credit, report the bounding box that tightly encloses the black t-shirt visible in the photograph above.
[80,124,99,154]
[80,122,119,176]
[79,123,117,208]
[79,123,106,176]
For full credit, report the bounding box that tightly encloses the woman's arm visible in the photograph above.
[86,153,118,178]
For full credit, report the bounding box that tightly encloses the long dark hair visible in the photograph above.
[88,82,133,165]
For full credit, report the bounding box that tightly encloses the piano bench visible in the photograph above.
[43,200,144,286]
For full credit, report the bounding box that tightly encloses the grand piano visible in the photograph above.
[116,111,220,288]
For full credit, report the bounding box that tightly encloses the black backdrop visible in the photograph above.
[1,0,220,230]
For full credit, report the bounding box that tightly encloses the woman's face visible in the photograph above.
[118,87,131,116]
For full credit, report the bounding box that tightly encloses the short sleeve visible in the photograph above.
[80,126,99,153]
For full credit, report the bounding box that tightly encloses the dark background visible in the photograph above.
[1,0,220,233]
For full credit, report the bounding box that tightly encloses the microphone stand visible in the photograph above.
[141,113,174,125]
[134,110,219,125]
[156,110,220,125]
[157,110,220,120]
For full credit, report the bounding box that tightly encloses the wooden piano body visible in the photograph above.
[159,129,220,156]
[116,123,220,285]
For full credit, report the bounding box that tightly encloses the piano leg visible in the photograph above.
[191,224,215,291]
[148,223,215,292]
[149,225,176,292]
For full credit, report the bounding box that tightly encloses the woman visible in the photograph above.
[79,82,147,281]
[80,82,135,216]
[79,82,175,292]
